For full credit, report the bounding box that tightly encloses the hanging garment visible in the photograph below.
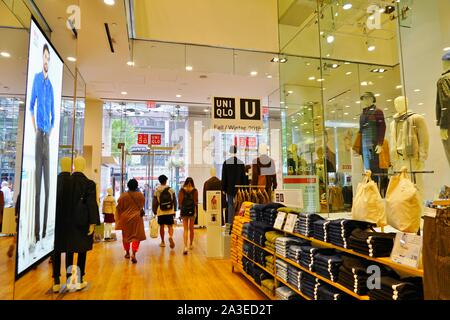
[359,105,386,172]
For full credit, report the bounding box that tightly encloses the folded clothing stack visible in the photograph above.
[295,213,325,237]
[265,255,275,272]
[276,260,289,282]
[347,228,396,257]
[287,264,303,292]
[261,279,276,297]
[251,204,265,222]
[313,219,331,242]
[287,245,303,265]
[248,221,273,246]
[262,203,286,225]
[301,272,321,300]
[242,257,272,285]
[230,232,242,268]
[275,237,306,258]
[252,246,268,266]
[243,242,251,257]
[327,219,375,248]
[278,207,301,215]
[313,250,343,282]
[317,283,354,301]
[240,202,254,220]
[276,286,301,301]
[298,246,335,272]
[336,256,396,296]
[242,223,250,238]
[368,277,424,300]
[265,231,284,253]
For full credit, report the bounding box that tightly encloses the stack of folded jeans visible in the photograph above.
[298,246,335,272]
[276,286,301,300]
[368,277,424,300]
[327,219,375,248]
[262,203,286,225]
[242,223,250,238]
[287,264,303,292]
[265,231,283,253]
[252,266,271,285]
[251,204,265,222]
[254,246,268,265]
[275,237,306,258]
[313,251,343,282]
[287,245,303,265]
[243,242,251,257]
[317,283,353,300]
[265,255,275,272]
[276,260,289,282]
[347,228,396,257]
[295,213,325,237]
[248,221,273,246]
[313,219,331,242]
[300,273,321,300]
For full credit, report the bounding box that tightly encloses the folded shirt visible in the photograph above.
[278,207,300,214]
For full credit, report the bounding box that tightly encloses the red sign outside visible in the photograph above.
[147,101,157,109]
[150,134,162,145]
[137,134,149,145]
[238,136,257,148]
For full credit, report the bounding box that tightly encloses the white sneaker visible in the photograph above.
[159,242,166,247]
[76,281,88,291]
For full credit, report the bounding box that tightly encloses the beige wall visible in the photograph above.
[133,0,279,52]
[83,98,103,186]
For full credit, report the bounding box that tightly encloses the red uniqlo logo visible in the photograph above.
[248,137,257,147]
[150,134,162,145]
[137,134,149,145]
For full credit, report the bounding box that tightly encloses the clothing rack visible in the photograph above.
[235,185,266,188]
[361,170,434,184]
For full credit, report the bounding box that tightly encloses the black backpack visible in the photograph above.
[159,187,173,211]
[181,189,195,216]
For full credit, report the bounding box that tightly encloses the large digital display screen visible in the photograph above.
[16,19,64,277]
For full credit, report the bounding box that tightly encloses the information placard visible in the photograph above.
[283,213,298,233]
[273,212,286,230]
[390,233,422,268]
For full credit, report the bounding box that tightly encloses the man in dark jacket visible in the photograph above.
[221,145,248,225]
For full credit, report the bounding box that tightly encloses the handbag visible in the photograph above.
[385,168,422,233]
[352,132,362,155]
[351,171,386,227]
[149,216,158,238]
[129,192,145,217]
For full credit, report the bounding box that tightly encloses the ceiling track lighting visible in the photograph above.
[271,57,287,63]
[371,68,387,73]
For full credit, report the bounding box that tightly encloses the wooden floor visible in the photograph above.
[11,226,266,300]
[0,236,15,300]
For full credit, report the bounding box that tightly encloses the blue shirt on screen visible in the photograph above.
[30,71,55,133]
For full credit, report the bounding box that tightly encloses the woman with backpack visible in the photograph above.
[116,179,146,263]
[178,177,198,255]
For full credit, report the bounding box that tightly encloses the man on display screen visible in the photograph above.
[30,43,55,245]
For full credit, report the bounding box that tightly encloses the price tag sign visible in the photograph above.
[283,213,298,233]
[273,212,286,230]
[390,233,423,268]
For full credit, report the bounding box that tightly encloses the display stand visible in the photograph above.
[206,191,223,258]
[1,208,16,235]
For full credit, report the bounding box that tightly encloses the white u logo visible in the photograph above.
[244,101,256,117]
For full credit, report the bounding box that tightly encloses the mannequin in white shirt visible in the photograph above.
[390,96,429,196]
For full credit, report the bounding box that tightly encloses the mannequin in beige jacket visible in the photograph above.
[390,96,429,195]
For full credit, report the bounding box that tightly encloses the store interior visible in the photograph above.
[0,0,449,300]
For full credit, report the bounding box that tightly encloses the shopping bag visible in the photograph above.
[150,216,159,238]
[94,223,104,242]
[352,132,362,155]
[351,171,386,227]
[385,168,422,233]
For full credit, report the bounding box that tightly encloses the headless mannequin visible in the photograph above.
[390,96,429,196]
[251,144,277,193]
[361,95,383,154]
[437,58,450,166]
[74,157,96,237]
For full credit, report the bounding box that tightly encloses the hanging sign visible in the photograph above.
[212,97,262,131]
[137,133,149,145]
[150,134,162,146]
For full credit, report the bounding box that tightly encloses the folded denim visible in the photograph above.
[368,289,423,301]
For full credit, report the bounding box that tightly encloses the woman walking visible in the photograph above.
[116,179,146,263]
[178,177,198,255]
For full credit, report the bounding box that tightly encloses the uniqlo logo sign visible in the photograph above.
[150,134,162,145]
[137,134,149,145]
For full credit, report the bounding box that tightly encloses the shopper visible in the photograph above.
[1,181,12,208]
[178,177,198,255]
[116,179,146,263]
[152,175,177,249]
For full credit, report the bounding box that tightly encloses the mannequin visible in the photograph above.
[357,92,387,192]
[436,53,450,166]
[251,144,277,194]
[102,188,116,240]
[203,167,225,225]
[55,156,99,291]
[221,146,248,225]
[390,96,429,196]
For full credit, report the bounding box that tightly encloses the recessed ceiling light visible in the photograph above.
[331,110,336,113]
[326,54,331,57]
[280,102,285,104]
[320,31,324,36]
[386,99,393,102]
[186,65,193,71]
[368,45,376,52]
[361,81,368,86]
[353,117,357,120]
[384,108,389,110]
[127,61,135,66]
[345,72,352,75]
[345,105,350,108]
[374,93,381,97]
[317,78,325,82]
[344,112,349,115]
[326,35,335,44]
[308,76,316,81]
[332,63,339,68]
[279,58,288,63]
[396,85,403,89]
[271,57,280,63]
[343,3,352,10]
[250,71,258,76]
[288,90,294,94]
[204,109,209,112]
[67,56,76,62]
[344,62,351,65]
[176,94,182,98]
[414,89,421,92]
[418,102,424,106]
[0,52,11,58]
[444,47,450,52]
[267,75,273,79]
[121,91,127,95]
[421,113,426,116]
[356,101,361,104]
[104,0,115,5]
